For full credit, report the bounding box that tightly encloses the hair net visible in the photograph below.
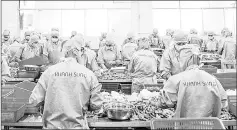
[30,35,40,43]
[190,28,198,34]
[208,32,214,36]
[62,39,82,57]
[51,31,59,37]
[101,32,107,38]
[127,32,134,39]
[25,31,31,36]
[173,31,188,43]
[51,28,59,32]
[137,37,150,49]
[72,34,85,47]
[3,30,10,36]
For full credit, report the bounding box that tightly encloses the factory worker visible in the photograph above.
[162,29,174,50]
[71,31,77,39]
[128,37,159,93]
[187,28,203,49]
[219,30,236,69]
[155,52,228,118]
[99,32,107,48]
[202,32,219,53]
[121,42,138,64]
[43,30,63,66]
[122,32,136,46]
[160,31,199,80]
[1,56,11,83]
[29,39,103,129]
[149,28,163,49]
[9,37,23,61]
[97,39,122,70]
[13,35,43,62]
[21,31,31,45]
[2,30,13,46]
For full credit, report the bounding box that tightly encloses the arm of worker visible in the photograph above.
[201,41,207,52]
[89,73,103,113]
[215,79,228,109]
[159,50,172,79]
[115,48,122,65]
[13,46,25,62]
[215,40,219,52]
[90,56,102,77]
[97,48,107,70]
[42,42,50,64]
[127,54,136,73]
[29,70,49,107]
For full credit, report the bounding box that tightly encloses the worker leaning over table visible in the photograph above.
[202,32,219,53]
[122,32,136,46]
[121,41,138,65]
[148,28,164,49]
[12,35,43,63]
[128,37,159,93]
[8,37,24,64]
[42,30,63,66]
[160,31,199,80]
[187,28,203,49]
[153,49,228,118]
[29,39,103,129]
[97,37,122,70]
[99,32,107,48]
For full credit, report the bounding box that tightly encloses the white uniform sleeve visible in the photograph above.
[159,49,172,75]
[97,48,105,65]
[215,79,228,108]
[29,70,49,106]
[89,73,103,111]
[128,54,136,73]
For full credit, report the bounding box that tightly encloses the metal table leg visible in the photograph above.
[4,126,9,130]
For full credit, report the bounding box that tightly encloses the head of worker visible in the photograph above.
[224,30,231,38]
[127,32,134,40]
[221,27,229,37]
[51,31,59,43]
[182,46,201,71]
[105,40,115,51]
[166,29,172,36]
[71,31,77,38]
[28,35,39,48]
[85,41,91,49]
[62,39,83,63]
[190,28,198,35]
[3,30,10,41]
[173,31,188,51]
[101,32,107,39]
[24,31,31,41]
[208,32,215,40]
[137,37,150,50]
[51,27,59,32]
[152,28,158,36]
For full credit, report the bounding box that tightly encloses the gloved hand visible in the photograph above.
[161,71,171,80]
[108,60,116,65]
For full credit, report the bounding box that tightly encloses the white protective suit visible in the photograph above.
[29,57,103,129]
[161,67,228,118]
[128,49,159,93]
[160,44,199,78]
[121,42,138,61]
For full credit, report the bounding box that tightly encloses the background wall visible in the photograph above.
[2,1,236,49]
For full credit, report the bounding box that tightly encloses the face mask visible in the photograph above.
[25,36,30,41]
[4,36,9,41]
[51,38,58,43]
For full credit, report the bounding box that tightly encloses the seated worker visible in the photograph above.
[202,32,219,53]
[97,39,122,70]
[154,50,228,118]
[187,28,203,49]
[13,35,43,63]
[1,56,11,83]
[160,31,199,80]
[29,39,103,129]
[42,30,63,66]
[128,37,159,93]
[122,32,136,46]
[148,28,164,49]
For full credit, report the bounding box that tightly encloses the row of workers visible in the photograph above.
[26,31,227,129]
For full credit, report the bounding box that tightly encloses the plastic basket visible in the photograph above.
[139,84,163,92]
[200,65,217,74]
[120,84,132,95]
[150,117,225,129]
[1,102,26,122]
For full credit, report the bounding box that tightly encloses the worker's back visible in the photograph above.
[41,58,101,129]
[121,42,138,60]
[171,69,226,118]
[221,37,236,61]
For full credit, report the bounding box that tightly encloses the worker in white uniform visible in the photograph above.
[71,31,77,39]
[162,29,174,50]
[218,28,229,51]
[43,30,63,66]
[148,28,164,49]
[2,30,12,62]
[153,50,228,118]
[128,37,159,93]
[29,39,103,129]
[97,39,122,70]
[8,37,24,63]
[121,42,138,65]
[219,30,236,69]
[160,31,199,80]
[21,31,31,45]
[202,32,219,53]
[99,32,107,48]
[187,28,203,49]
[122,32,136,46]
[13,35,43,63]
